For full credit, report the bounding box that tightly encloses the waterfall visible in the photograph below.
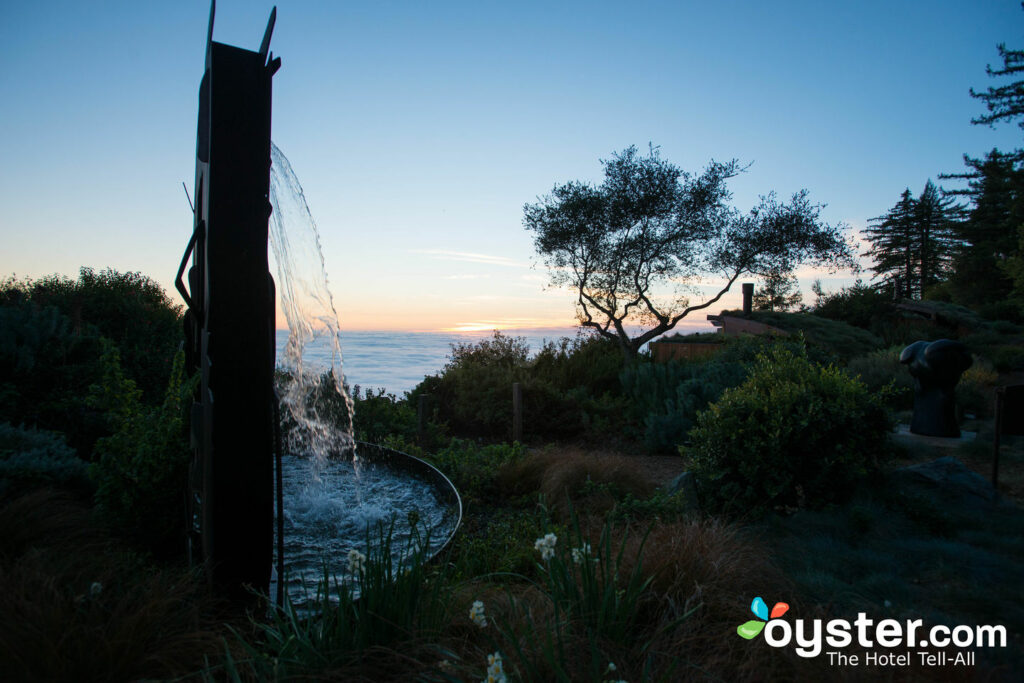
[268,142,356,463]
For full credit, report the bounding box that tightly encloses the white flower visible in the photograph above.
[89,582,103,597]
[606,662,616,672]
[347,548,367,574]
[534,533,557,561]
[469,599,488,628]
[571,543,592,564]
[483,651,507,683]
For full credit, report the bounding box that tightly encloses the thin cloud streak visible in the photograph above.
[410,249,526,268]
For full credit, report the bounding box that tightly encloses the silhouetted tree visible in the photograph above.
[941,12,1024,314]
[524,145,854,358]
[753,272,802,312]
[862,182,961,299]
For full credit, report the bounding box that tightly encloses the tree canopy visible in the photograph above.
[523,146,855,357]
[862,181,961,300]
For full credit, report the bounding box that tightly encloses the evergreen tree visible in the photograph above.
[915,180,962,291]
[946,152,1022,306]
[862,182,961,299]
[863,188,917,297]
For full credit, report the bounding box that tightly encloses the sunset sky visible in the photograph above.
[2,1,1021,333]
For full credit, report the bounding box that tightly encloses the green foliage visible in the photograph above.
[0,300,110,456]
[744,310,885,362]
[416,331,628,442]
[2,268,183,404]
[620,335,807,453]
[687,346,894,518]
[90,347,194,559]
[450,506,551,580]
[424,439,528,506]
[956,363,999,418]
[845,346,914,410]
[490,511,691,683]
[811,280,902,341]
[620,356,746,453]
[351,385,419,444]
[227,521,451,679]
[0,423,90,497]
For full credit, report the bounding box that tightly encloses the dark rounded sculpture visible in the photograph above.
[900,339,972,437]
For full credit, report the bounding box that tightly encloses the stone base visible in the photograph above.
[893,424,976,449]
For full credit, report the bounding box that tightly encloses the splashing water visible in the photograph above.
[269,142,355,462]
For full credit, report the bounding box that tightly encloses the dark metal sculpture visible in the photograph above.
[900,339,973,438]
[176,1,282,600]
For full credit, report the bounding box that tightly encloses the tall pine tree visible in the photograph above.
[863,188,917,297]
[940,7,1024,316]
[863,182,960,299]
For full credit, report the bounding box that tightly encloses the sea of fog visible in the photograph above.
[275,323,712,396]
[274,328,576,396]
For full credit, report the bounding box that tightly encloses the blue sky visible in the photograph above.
[2,0,1022,332]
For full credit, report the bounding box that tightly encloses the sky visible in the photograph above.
[2,0,1022,334]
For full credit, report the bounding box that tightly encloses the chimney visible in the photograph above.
[742,282,754,315]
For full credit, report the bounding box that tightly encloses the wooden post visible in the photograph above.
[512,382,523,443]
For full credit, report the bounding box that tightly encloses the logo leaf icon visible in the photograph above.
[750,596,769,621]
[737,620,766,639]
[770,602,790,619]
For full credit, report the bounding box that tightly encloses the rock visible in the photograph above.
[890,456,995,506]
[666,471,701,513]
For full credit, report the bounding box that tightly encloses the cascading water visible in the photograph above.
[269,141,355,463]
[267,143,459,605]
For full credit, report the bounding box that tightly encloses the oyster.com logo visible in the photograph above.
[737,596,789,639]
[734,595,1006,665]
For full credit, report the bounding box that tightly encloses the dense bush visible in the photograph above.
[811,281,900,341]
[423,438,527,506]
[687,346,893,518]
[620,335,807,453]
[0,423,90,497]
[0,300,111,456]
[2,269,183,404]
[413,332,627,442]
[845,346,914,410]
[956,363,999,418]
[90,347,194,559]
[352,386,419,444]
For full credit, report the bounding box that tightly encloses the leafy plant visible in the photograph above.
[90,346,195,559]
[3,268,183,404]
[687,346,894,517]
[225,520,452,680]
[0,422,90,497]
[424,439,528,506]
[487,510,693,682]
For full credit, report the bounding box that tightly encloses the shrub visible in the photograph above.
[0,301,110,456]
[3,268,183,404]
[620,335,808,453]
[845,346,914,410]
[415,331,627,442]
[687,346,893,517]
[352,386,418,444]
[957,362,999,418]
[90,346,194,559]
[424,439,527,506]
[812,280,896,333]
[0,423,90,497]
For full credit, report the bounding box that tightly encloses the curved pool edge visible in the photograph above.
[352,440,463,561]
